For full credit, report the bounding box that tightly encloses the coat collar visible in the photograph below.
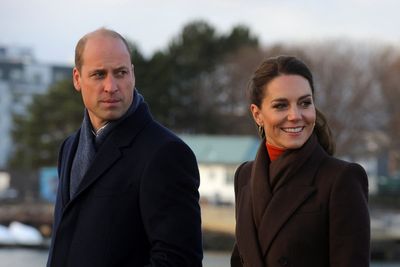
[61,102,153,206]
[236,183,267,267]
[59,133,78,207]
[236,136,328,260]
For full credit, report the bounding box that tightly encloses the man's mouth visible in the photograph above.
[101,99,120,103]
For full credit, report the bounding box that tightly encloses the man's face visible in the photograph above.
[73,35,135,130]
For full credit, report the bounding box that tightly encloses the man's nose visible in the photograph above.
[104,75,118,93]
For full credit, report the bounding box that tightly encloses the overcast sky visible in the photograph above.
[1,0,399,65]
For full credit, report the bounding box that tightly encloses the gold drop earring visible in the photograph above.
[257,124,264,138]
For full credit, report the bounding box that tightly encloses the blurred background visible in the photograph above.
[1,0,400,266]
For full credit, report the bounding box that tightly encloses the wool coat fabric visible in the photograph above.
[231,135,370,267]
[47,102,203,267]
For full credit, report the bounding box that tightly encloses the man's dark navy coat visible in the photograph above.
[47,102,203,267]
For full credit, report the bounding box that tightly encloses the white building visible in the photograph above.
[0,47,71,167]
[180,135,259,205]
[181,133,384,205]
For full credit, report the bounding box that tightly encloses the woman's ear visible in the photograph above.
[250,104,262,126]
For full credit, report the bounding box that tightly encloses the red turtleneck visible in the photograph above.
[266,142,286,161]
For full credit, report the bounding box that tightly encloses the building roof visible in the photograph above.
[179,134,259,164]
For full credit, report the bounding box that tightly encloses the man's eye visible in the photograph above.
[91,72,105,79]
[116,70,128,77]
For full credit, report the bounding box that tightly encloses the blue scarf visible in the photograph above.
[69,89,144,198]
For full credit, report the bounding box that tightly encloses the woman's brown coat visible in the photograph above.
[231,137,370,267]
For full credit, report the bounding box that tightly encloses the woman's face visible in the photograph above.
[251,74,316,149]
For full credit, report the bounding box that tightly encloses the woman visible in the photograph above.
[231,56,370,267]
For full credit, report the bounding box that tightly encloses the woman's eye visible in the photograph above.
[300,100,313,108]
[273,103,287,110]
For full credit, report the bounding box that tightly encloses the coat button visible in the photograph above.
[278,256,289,266]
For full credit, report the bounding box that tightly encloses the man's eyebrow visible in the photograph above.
[88,68,106,75]
[115,66,129,70]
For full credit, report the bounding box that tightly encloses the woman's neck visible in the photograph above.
[266,142,286,161]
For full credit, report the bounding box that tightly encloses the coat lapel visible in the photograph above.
[256,141,327,257]
[250,141,273,228]
[71,143,122,200]
[59,132,79,206]
[236,184,265,267]
[68,102,153,202]
[258,184,316,256]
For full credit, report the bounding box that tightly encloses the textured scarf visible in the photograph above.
[234,134,321,266]
[252,134,318,229]
[69,89,144,198]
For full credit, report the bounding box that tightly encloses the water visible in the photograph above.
[0,249,398,267]
[0,248,49,267]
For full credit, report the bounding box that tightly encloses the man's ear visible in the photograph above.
[131,64,136,86]
[72,67,82,92]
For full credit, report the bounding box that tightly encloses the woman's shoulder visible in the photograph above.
[235,161,253,178]
[234,161,253,192]
[317,155,368,189]
[320,155,366,175]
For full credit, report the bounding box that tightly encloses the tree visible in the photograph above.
[128,41,148,90]
[13,21,394,169]
[255,41,387,157]
[8,40,149,170]
[141,20,259,133]
[197,45,264,135]
[302,41,386,156]
[9,79,83,169]
[374,47,400,175]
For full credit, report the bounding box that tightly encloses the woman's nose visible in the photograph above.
[287,107,301,121]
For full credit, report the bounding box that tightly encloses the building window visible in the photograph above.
[54,72,68,82]
[225,168,235,184]
[208,169,216,180]
[10,69,22,81]
[33,73,42,84]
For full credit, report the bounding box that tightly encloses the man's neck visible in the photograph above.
[91,122,109,137]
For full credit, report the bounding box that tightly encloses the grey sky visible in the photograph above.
[0,0,399,64]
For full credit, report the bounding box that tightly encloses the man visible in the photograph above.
[47,28,203,267]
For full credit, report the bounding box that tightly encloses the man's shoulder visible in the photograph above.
[141,119,183,144]
[62,130,79,148]
[116,103,191,152]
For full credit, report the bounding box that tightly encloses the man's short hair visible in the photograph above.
[74,28,132,72]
